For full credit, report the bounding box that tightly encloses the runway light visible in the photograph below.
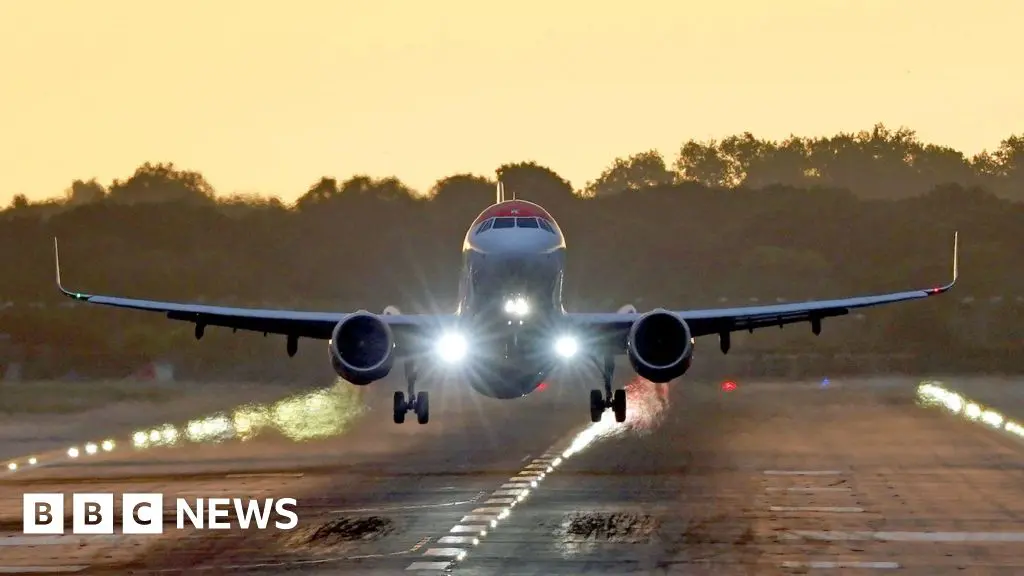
[436,332,468,363]
[721,380,737,392]
[101,440,114,452]
[84,443,98,455]
[554,336,578,358]
[28,457,37,465]
[6,463,16,471]
[67,447,80,458]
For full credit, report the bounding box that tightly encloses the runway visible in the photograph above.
[3,373,1024,574]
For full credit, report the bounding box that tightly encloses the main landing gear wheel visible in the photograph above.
[393,391,406,424]
[393,390,430,424]
[394,360,429,424]
[415,391,429,424]
[589,387,627,423]
[589,355,626,423]
[612,389,626,423]
[589,390,604,422]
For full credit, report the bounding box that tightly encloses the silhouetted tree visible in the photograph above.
[64,178,106,205]
[584,150,675,196]
[107,162,215,205]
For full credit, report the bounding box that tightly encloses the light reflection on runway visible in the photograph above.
[4,379,366,474]
[917,380,1024,440]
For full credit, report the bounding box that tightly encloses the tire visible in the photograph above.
[612,389,626,423]
[393,391,406,424]
[415,391,429,424]
[589,389,604,423]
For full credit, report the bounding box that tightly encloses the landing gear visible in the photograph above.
[589,355,626,423]
[394,360,429,424]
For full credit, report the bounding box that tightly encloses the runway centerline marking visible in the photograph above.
[406,561,453,571]
[404,421,607,572]
[330,499,475,513]
[784,531,1024,542]
[770,506,864,513]
[765,487,852,493]
[763,470,843,476]
[0,567,89,574]
[781,561,900,569]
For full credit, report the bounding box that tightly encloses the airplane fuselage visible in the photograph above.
[450,200,570,399]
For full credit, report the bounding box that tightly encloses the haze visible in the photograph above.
[1,0,1021,204]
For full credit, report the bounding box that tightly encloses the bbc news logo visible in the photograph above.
[23,493,298,534]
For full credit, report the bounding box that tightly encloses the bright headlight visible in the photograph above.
[504,297,529,316]
[437,332,467,363]
[554,336,578,358]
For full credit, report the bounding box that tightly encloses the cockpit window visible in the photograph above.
[475,219,493,233]
[537,219,555,233]
[516,217,539,228]
[492,217,516,229]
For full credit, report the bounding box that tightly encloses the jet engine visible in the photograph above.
[329,312,395,385]
[626,309,694,383]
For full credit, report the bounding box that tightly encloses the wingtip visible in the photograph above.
[53,237,86,300]
[953,231,959,283]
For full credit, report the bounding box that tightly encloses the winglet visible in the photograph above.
[54,237,87,300]
[929,231,958,294]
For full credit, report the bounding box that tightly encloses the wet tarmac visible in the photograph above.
[3,372,1024,574]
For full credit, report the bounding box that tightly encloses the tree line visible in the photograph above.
[1,124,1022,379]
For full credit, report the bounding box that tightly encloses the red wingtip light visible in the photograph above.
[721,381,737,392]
[537,381,548,391]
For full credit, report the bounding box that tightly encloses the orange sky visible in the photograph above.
[1,0,1021,204]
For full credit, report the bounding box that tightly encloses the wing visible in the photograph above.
[570,232,959,348]
[53,239,454,347]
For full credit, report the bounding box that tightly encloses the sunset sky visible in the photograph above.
[1,0,1021,204]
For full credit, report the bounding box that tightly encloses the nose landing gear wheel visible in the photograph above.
[589,389,604,422]
[415,391,429,424]
[612,389,627,423]
[393,391,407,424]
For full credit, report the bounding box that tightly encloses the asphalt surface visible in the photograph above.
[3,372,1024,575]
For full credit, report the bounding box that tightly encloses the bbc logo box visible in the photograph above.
[23,493,298,534]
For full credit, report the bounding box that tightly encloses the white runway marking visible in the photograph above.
[225,472,303,478]
[483,498,515,505]
[491,489,525,496]
[449,525,487,533]
[0,567,89,574]
[770,506,864,513]
[471,507,505,514]
[763,470,843,476]
[406,561,452,570]
[765,486,851,493]
[786,531,1024,542]
[460,515,496,522]
[331,499,475,513]
[437,536,478,545]
[781,561,900,569]
[423,548,466,558]
[501,483,531,489]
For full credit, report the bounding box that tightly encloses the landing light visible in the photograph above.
[437,332,467,363]
[555,336,578,358]
[504,297,529,317]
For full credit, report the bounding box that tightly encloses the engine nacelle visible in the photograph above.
[626,309,694,383]
[328,311,396,385]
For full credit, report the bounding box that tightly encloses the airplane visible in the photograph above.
[53,182,959,425]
